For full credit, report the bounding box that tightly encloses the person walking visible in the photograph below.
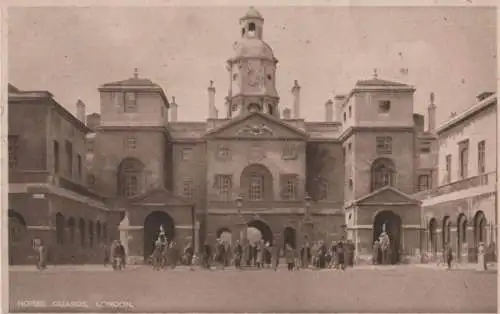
[372,240,380,265]
[272,243,280,271]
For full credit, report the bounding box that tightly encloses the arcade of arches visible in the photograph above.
[425,210,493,262]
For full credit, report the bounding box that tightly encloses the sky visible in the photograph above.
[8,6,497,125]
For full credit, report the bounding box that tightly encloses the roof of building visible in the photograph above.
[101,77,161,88]
[355,78,409,87]
[241,7,264,20]
[232,38,276,61]
[436,92,497,134]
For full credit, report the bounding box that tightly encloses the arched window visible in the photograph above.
[442,216,451,248]
[241,164,273,202]
[8,210,27,244]
[117,158,145,197]
[428,218,437,254]
[247,103,261,113]
[371,158,396,191]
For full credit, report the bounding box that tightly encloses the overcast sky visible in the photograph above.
[8,6,496,125]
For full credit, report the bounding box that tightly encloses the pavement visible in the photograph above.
[9,262,497,313]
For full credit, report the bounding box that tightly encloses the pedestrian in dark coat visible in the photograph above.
[336,241,345,270]
[285,244,295,271]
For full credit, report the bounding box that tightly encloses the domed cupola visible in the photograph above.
[225,7,280,119]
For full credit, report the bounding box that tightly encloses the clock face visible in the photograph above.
[247,62,263,87]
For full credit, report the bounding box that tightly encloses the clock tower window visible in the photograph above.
[248,103,261,113]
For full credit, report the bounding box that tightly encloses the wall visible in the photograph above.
[8,102,48,175]
[99,91,167,127]
[436,104,496,186]
[350,130,416,198]
[354,91,415,128]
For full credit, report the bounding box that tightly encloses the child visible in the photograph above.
[191,253,199,271]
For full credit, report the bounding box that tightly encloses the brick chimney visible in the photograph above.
[170,96,178,122]
[208,80,216,119]
[76,99,86,123]
[291,80,301,118]
[334,95,346,122]
[325,99,334,122]
[427,92,436,132]
[282,108,291,119]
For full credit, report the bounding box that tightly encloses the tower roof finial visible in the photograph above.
[373,68,378,79]
[133,68,139,79]
[430,92,435,105]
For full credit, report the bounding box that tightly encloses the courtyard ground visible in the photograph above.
[8,264,497,313]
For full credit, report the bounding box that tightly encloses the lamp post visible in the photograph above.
[303,193,313,244]
[235,194,246,244]
[235,194,247,267]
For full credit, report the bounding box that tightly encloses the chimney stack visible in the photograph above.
[215,108,219,119]
[208,80,216,119]
[170,96,178,122]
[334,95,346,122]
[76,99,86,123]
[282,108,291,119]
[427,92,436,132]
[325,99,334,122]
[291,80,301,118]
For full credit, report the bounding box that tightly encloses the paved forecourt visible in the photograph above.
[9,265,497,313]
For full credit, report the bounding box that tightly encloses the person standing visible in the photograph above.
[477,242,487,271]
[336,240,345,270]
[184,241,194,266]
[372,240,380,265]
[36,240,47,270]
[285,244,295,271]
[202,241,212,269]
[444,242,453,270]
[102,241,110,267]
[272,243,280,271]
[233,240,242,269]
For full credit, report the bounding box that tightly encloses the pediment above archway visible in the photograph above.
[204,112,308,140]
[353,186,421,206]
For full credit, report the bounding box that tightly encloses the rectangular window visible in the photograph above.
[281,174,298,200]
[417,175,430,191]
[214,174,232,201]
[181,148,193,161]
[124,174,138,197]
[420,142,431,154]
[458,140,469,179]
[378,100,391,113]
[182,178,194,199]
[77,155,82,179]
[249,175,264,201]
[54,140,60,174]
[8,135,19,169]
[376,136,392,154]
[124,92,137,113]
[126,136,137,150]
[478,140,486,174]
[445,154,452,183]
[65,141,73,177]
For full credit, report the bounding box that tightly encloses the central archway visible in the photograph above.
[247,220,273,245]
[283,227,296,249]
[373,210,402,264]
[143,211,175,261]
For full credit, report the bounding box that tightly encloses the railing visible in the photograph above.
[8,170,50,183]
[414,171,496,200]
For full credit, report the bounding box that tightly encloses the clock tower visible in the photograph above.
[226,7,280,118]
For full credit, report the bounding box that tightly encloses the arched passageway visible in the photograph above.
[216,227,233,245]
[67,217,75,244]
[8,210,27,265]
[428,218,438,256]
[283,227,296,249]
[473,211,487,246]
[457,214,468,261]
[373,210,402,264]
[247,220,273,245]
[143,211,175,261]
[442,216,451,248]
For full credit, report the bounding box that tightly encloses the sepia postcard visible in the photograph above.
[3,1,498,313]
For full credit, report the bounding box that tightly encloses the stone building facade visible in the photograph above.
[8,7,496,265]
